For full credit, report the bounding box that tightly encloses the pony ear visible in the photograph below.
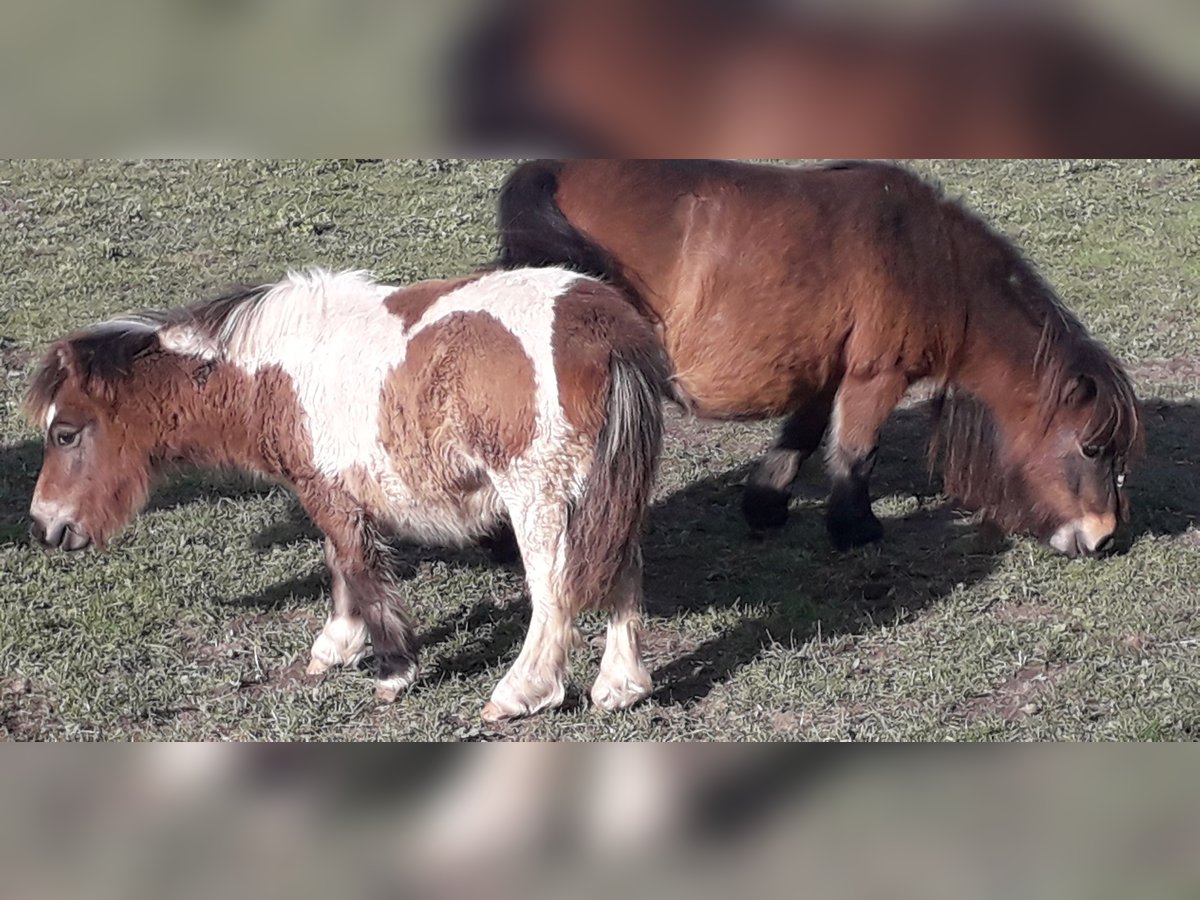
[1063,374,1097,407]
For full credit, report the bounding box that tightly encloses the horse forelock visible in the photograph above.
[24,319,162,426]
[1038,335,1143,460]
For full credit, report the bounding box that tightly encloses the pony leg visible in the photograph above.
[321,518,418,701]
[482,498,574,722]
[307,538,369,675]
[743,391,836,530]
[590,548,653,712]
[826,372,908,550]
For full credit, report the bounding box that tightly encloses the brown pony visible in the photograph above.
[25,267,668,721]
[498,159,1142,557]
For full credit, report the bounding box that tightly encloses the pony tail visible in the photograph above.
[496,161,658,323]
[562,339,668,611]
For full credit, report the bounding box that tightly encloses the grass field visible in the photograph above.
[1,159,1198,741]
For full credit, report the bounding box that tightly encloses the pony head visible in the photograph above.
[937,337,1142,557]
[24,323,164,551]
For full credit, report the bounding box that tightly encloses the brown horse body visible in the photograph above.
[26,267,667,720]
[498,159,1141,555]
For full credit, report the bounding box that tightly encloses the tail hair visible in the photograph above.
[497,161,657,323]
[562,340,668,610]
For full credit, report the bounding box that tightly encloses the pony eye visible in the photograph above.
[51,426,80,448]
[1081,444,1101,459]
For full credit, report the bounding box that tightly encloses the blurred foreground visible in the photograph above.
[2,0,1196,154]
[4,746,1198,900]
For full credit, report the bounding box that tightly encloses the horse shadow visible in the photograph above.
[0,440,40,547]
[69,396,1197,704]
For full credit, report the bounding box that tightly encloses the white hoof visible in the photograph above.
[482,675,566,722]
[309,618,368,674]
[375,662,419,703]
[590,666,652,712]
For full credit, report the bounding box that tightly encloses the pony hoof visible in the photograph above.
[828,513,885,550]
[742,486,791,530]
[374,663,418,703]
[480,701,511,723]
[483,678,565,721]
[590,670,652,712]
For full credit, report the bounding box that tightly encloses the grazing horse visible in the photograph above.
[498,159,1143,556]
[25,267,668,721]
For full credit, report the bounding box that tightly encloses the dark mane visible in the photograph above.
[23,282,273,427]
[932,211,1143,528]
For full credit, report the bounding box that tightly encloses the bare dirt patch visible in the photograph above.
[953,663,1067,724]
[990,600,1057,625]
[0,677,54,740]
[0,337,31,376]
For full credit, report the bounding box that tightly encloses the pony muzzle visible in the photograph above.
[29,505,92,552]
[1048,513,1118,558]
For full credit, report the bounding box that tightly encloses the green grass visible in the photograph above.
[2,159,1198,741]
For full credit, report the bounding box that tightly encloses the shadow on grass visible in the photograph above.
[55,397,1195,703]
[641,398,1200,706]
[0,440,40,547]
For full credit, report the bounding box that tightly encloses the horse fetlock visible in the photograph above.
[482,672,567,722]
[307,617,369,674]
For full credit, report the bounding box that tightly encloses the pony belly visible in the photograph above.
[375,474,507,548]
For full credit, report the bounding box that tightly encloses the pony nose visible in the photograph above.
[31,514,67,549]
[30,504,90,552]
[1049,514,1118,558]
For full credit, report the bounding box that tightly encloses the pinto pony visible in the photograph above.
[25,267,668,721]
[498,159,1142,556]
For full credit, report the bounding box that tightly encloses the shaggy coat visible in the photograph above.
[497,159,1142,557]
[27,267,668,721]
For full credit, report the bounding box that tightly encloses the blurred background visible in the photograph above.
[3,746,1199,899]
[1,0,1197,154]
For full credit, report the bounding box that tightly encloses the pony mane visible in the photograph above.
[24,269,378,426]
[930,208,1143,529]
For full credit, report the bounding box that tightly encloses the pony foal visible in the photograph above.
[26,267,667,721]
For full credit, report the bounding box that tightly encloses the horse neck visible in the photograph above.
[950,306,1046,436]
[126,355,285,476]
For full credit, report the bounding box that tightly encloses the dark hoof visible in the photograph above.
[827,511,884,551]
[742,485,791,530]
[479,523,520,565]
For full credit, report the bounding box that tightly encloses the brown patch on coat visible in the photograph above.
[380,311,537,482]
[383,275,483,329]
[551,279,663,439]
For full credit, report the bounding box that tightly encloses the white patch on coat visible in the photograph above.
[157,267,591,545]
[414,268,590,550]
